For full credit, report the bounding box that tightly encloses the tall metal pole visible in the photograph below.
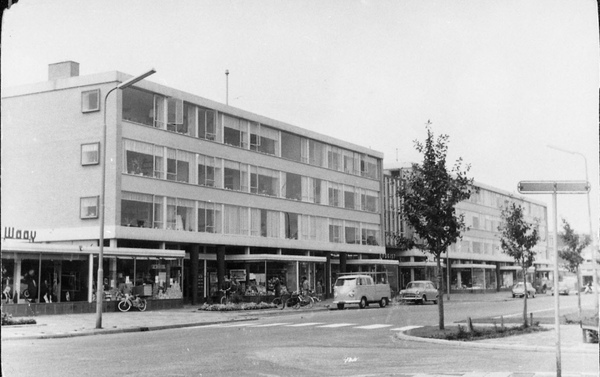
[225,70,229,105]
[552,189,561,377]
[96,86,118,329]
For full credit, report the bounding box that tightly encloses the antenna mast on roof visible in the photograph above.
[225,69,229,105]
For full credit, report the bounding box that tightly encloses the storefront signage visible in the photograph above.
[3,227,37,242]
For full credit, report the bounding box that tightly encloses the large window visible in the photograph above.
[121,192,153,228]
[250,166,279,196]
[224,205,249,235]
[345,221,360,244]
[198,107,217,141]
[124,139,164,178]
[251,209,280,238]
[224,160,248,192]
[301,215,328,242]
[328,182,341,207]
[329,219,342,243]
[122,87,154,126]
[361,224,380,246]
[343,150,359,175]
[361,155,379,179]
[166,198,195,231]
[284,212,299,239]
[166,98,184,133]
[198,201,222,233]
[328,146,342,171]
[309,140,326,167]
[80,196,98,219]
[166,148,192,183]
[81,143,99,165]
[361,189,378,213]
[223,114,248,148]
[344,186,357,210]
[283,172,302,201]
[250,123,278,156]
[81,89,100,112]
[198,155,222,188]
[281,131,302,162]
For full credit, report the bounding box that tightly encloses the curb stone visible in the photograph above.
[394,327,597,355]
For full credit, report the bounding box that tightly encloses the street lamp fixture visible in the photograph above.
[547,144,598,310]
[96,68,156,329]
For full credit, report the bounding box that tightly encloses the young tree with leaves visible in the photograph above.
[559,219,591,322]
[498,202,540,327]
[397,123,476,330]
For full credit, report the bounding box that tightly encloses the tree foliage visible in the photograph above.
[397,123,476,329]
[498,203,540,269]
[558,219,590,274]
[498,202,540,327]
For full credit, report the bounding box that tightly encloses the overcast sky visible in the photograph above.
[2,0,598,236]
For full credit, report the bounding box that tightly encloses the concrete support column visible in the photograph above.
[217,246,226,298]
[325,252,331,298]
[88,254,94,302]
[340,253,347,274]
[190,245,200,305]
[14,258,22,303]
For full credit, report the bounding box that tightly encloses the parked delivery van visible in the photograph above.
[333,273,391,310]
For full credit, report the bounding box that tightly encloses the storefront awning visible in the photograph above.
[345,259,399,266]
[225,254,326,263]
[452,263,497,269]
[1,240,184,259]
[396,261,441,268]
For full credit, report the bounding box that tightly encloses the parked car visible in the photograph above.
[399,280,438,304]
[512,282,536,298]
[551,282,570,296]
[333,274,391,310]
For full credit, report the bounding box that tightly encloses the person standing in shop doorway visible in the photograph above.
[22,269,38,303]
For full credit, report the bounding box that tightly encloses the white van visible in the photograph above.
[333,274,391,310]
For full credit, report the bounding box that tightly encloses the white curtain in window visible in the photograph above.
[166,197,177,230]
[177,198,195,231]
[250,208,261,236]
[154,96,166,129]
[301,177,313,202]
[267,211,280,238]
[223,114,241,130]
[124,139,154,155]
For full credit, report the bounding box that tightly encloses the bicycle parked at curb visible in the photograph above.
[284,291,314,309]
[219,287,233,305]
[117,292,147,312]
[271,293,290,310]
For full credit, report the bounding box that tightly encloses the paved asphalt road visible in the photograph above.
[2,294,597,376]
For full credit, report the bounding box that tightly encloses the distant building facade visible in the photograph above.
[383,166,552,292]
[1,62,389,312]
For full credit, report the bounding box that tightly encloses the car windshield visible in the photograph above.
[407,282,425,289]
[335,278,355,287]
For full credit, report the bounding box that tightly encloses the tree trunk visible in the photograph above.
[437,256,445,330]
[522,266,528,328]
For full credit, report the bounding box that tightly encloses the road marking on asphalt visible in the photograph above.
[252,323,291,327]
[353,324,393,330]
[316,323,357,328]
[219,322,259,327]
[285,322,325,327]
[390,325,421,331]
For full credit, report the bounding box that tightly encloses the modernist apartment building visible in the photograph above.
[383,165,552,292]
[1,61,388,309]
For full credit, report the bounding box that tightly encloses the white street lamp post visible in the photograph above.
[547,145,598,310]
[96,69,156,329]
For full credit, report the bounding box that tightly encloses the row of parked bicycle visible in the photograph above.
[219,287,319,309]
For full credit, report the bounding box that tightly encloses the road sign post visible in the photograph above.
[518,180,590,377]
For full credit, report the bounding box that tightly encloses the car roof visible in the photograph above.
[337,275,373,279]
[409,280,434,283]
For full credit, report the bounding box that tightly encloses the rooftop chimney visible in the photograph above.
[48,61,79,80]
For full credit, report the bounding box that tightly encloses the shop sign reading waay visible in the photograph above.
[3,227,37,242]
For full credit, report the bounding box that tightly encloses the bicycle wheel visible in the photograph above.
[220,295,227,305]
[118,300,131,312]
[304,296,314,309]
[285,298,298,309]
[272,297,282,309]
[137,298,147,311]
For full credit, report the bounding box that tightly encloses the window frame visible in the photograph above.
[80,196,99,219]
[81,89,100,113]
[81,142,100,166]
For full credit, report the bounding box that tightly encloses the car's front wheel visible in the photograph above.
[359,297,367,309]
[337,303,345,310]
